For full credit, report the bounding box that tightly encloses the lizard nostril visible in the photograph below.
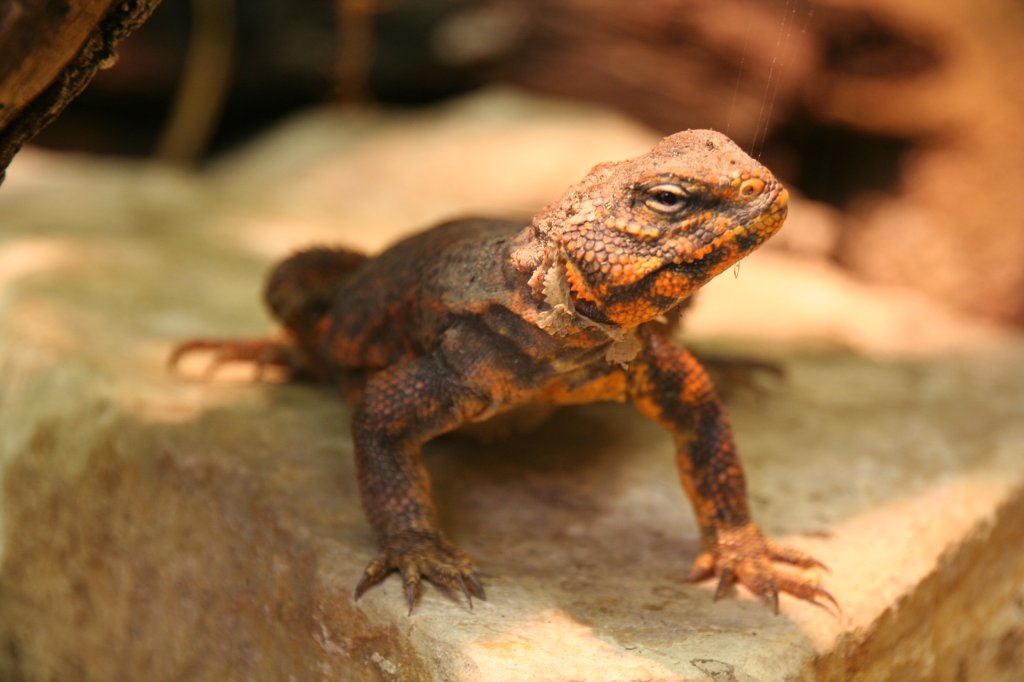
[774,188,789,210]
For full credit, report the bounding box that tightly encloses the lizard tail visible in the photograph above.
[263,246,367,334]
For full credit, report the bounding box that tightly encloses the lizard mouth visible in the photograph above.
[670,186,788,276]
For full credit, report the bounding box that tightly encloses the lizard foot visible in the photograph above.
[685,522,837,614]
[354,529,485,613]
[169,337,305,381]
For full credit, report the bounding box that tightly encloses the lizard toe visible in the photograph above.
[687,522,835,614]
[353,530,483,612]
[168,337,301,381]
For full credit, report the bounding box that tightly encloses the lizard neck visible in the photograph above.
[508,227,643,366]
[510,225,631,328]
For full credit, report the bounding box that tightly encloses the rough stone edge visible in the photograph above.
[804,486,1024,681]
[0,396,434,681]
[0,0,162,185]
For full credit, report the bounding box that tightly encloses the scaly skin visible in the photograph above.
[171,130,835,614]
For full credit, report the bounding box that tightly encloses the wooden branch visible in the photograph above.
[0,0,162,184]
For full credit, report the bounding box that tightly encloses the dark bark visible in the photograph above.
[0,0,162,184]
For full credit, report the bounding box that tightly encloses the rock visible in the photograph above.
[1,90,1022,680]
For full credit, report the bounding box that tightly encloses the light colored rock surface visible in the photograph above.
[1,90,1022,680]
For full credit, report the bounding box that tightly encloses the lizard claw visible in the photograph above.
[466,573,486,601]
[713,566,737,601]
[455,574,474,610]
[764,537,831,573]
[354,529,485,613]
[686,522,837,615]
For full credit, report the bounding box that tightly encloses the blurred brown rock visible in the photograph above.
[475,0,1024,324]
[11,0,1022,329]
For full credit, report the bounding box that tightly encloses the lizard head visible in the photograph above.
[531,129,788,328]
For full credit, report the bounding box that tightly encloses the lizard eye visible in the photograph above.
[642,184,689,214]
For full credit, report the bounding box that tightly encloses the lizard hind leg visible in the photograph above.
[264,246,367,334]
[170,246,366,382]
[168,336,304,382]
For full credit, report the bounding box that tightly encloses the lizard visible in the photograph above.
[170,129,835,614]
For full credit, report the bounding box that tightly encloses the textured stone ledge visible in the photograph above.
[1,91,1022,680]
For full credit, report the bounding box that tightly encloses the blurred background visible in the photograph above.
[6,0,1024,327]
[2,5,1023,678]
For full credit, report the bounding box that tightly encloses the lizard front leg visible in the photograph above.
[352,352,489,611]
[628,332,836,612]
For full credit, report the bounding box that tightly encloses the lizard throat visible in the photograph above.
[533,256,643,367]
